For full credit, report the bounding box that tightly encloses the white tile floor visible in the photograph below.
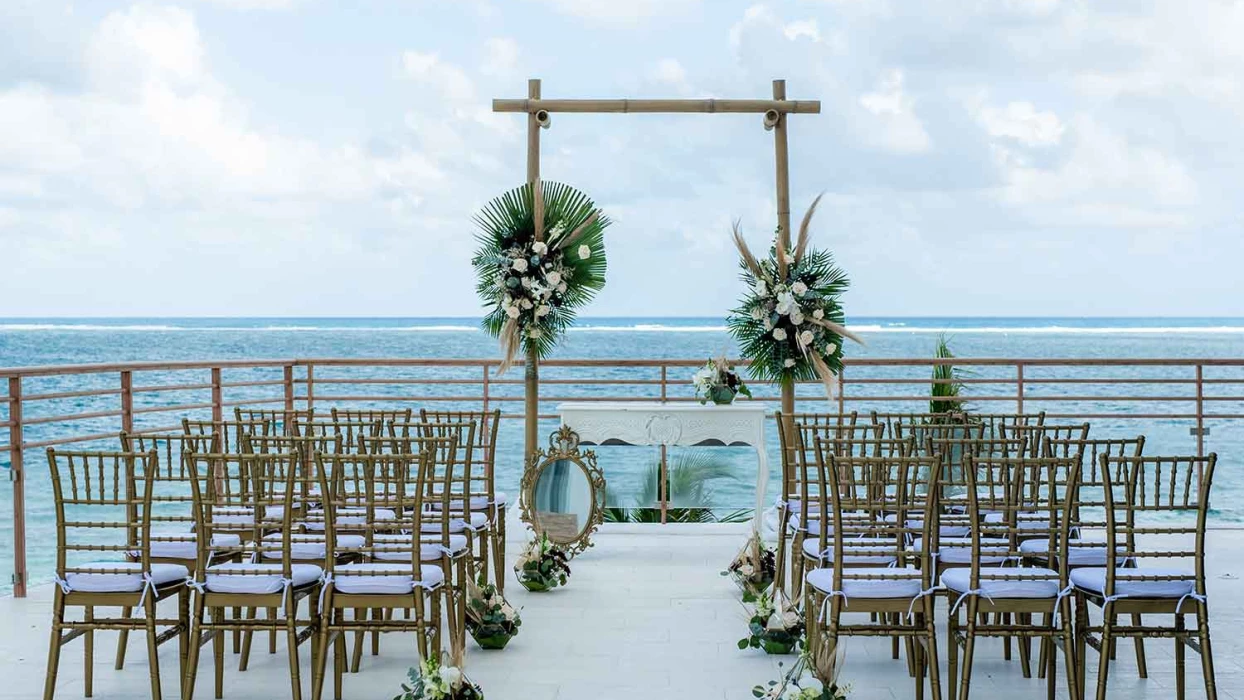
[5,521,1244,700]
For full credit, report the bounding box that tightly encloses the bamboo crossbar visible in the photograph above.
[492,98,822,114]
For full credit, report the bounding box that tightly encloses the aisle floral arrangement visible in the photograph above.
[752,642,849,699]
[739,589,804,655]
[514,533,571,592]
[723,533,776,602]
[726,196,862,397]
[394,653,483,700]
[465,578,522,649]
[692,355,753,405]
[472,180,610,374]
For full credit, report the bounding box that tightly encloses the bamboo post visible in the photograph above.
[211,367,224,423]
[8,376,25,597]
[659,365,669,524]
[283,365,295,412]
[773,79,797,446]
[524,78,542,466]
[120,371,134,434]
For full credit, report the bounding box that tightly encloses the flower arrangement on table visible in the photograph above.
[739,590,805,655]
[472,180,610,374]
[465,578,522,649]
[394,653,483,700]
[726,195,862,398]
[723,532,776,602]
[752,642,849,699]
[693,355,753,405]
[514,532,571,592]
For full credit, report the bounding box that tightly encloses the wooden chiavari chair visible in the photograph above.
[941,454,1081,700]
[311,449,450,699]
[330,407,413,425]
[234,408,315,436]
[420,409,504,590]
[43,449,189,700]
[183,451,322,700]
[971,411,1047,440]
[803,446,943,700]
[1003,422,1090,458]
[293,420,384,453]
[182,418,273,454]
[1072,454,1219,700]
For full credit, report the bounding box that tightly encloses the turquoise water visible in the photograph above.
[2,316,1243,590]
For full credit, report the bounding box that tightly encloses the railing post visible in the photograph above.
[1016,363,1025,415]
[9,377,26,597]
[659,365,668,525]
[120,370,134,434]
[305,364,316,413]
[1195,364,1205,457]
[837,365,846,415]
[211,367,223,423]
[283,365,295,412]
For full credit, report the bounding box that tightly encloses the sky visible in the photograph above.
[0,0,1241,318]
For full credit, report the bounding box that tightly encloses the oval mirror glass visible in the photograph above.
[532,458,594,544]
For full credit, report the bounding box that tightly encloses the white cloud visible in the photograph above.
[857,69,931,153]
[977,101,1064,147]
[651,58,689,91]
[532,0,700,24]
[782,19,820,42]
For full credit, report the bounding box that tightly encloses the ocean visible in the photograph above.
[2,316,1243,590]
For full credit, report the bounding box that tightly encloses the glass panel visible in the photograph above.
[532,459,593,544]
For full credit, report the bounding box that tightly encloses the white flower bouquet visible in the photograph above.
[692,355,753,405]
[752,643,849,699]
[394,653,483,700]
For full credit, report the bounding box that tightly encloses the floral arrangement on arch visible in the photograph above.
[752,642,849,699]
[394,653,483,700]
[726,195,862,396]
[514,532,571,592]
[465,577,522,650]
[472,180,610,374]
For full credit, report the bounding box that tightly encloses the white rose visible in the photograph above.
[438,666,462,688]
[790,311,804,326]
[775,291,798,316]
[784,358,796,368]
[799,330,814,346]
[512,258,528,273]
[578,244,591,259]
[825,343,837,354]
[557,282,568,294]
[536,305,551,317]
[750,307,763,321]
[546,270,562,286]
[791,281,808,296]
[528,328,542,338]
[520,276,533,288]
[754,280,768,296]
[772,327,787,341]
[813,308,824,320]
[763,317,773,331]
[519,298,533,310]
[532,241,548,255]
[505,305,520,319]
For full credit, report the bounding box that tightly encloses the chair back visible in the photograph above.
[421,409,502,505]
[46,449,160,583]
[234,408,314,436]
[775,412,857,507]
[1003,423,1090,458]
[120,432,219,558]
[1099,454,1216,598]
[182,418,272,453]
[292,420,383,451]
[330,407,414,425]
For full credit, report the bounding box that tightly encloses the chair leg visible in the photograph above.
[145,596,164,700]
[913,622,925,700]
[212,609,225,700]
[924,606,944,700]
[231,608,242,655]
[1017,612,1032,679]
[238,606,256,671]
[1094,610,1113,700]
[370,609,382,657]
[333,629,345,700]
[1175,613,1186,700]
[492,513,506,594]
[1002,612,1012,663]
[311,625,332,700]
[114,606,131,670]
[1059,595,1080,700]
[183,595,206,700]
[958,599,979,700]
[349,608,365,673]
[1045,630,1056,700]
[178,590,190,700]
[1074,594,1089,700]
[286,607,303,700]
[947,599,959,700]
[43,590,65,700]
[268,607,278,655]
[1197,603,1218,700]
[1037,612,1049,679]
[84,606,94,697]
[1132,613,1148,678]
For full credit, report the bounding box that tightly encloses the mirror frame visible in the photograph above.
[519,426,606,557]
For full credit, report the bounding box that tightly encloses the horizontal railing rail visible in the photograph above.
[3,355,1243,596]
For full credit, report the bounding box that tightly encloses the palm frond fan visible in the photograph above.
[472,181,610,374]
[726,195,862,397]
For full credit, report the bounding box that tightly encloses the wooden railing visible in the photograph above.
[3,356,1243,597]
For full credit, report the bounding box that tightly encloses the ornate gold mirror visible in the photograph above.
[519,426,605,556]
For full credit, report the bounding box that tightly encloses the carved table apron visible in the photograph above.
[557,402,772,532]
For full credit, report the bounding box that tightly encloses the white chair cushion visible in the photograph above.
[331,563,446,594]
[983,512,1053,531]
[941,567,1061,599]
[303,508,397,532]
[912,537,1010,565]
[429,493,508,512]
[807,567,926,600]
[882,514,970,538]
[64,562,189,593]
[420,511,488,534]
[147,533,242,560]
[801,538,898,566]
[203,563,322,594]
[259,534,366,560]
[372,534,470,562]
[1070,567,1196,599]
[1019,539,1124,567]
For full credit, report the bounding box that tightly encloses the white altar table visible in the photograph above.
[557,402,772,531]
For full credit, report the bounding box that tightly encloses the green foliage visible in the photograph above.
[514,534,571,591]
[930,333,967,414]
[472,181,609,360]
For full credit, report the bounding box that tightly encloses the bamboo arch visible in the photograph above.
[492,78,822,473]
